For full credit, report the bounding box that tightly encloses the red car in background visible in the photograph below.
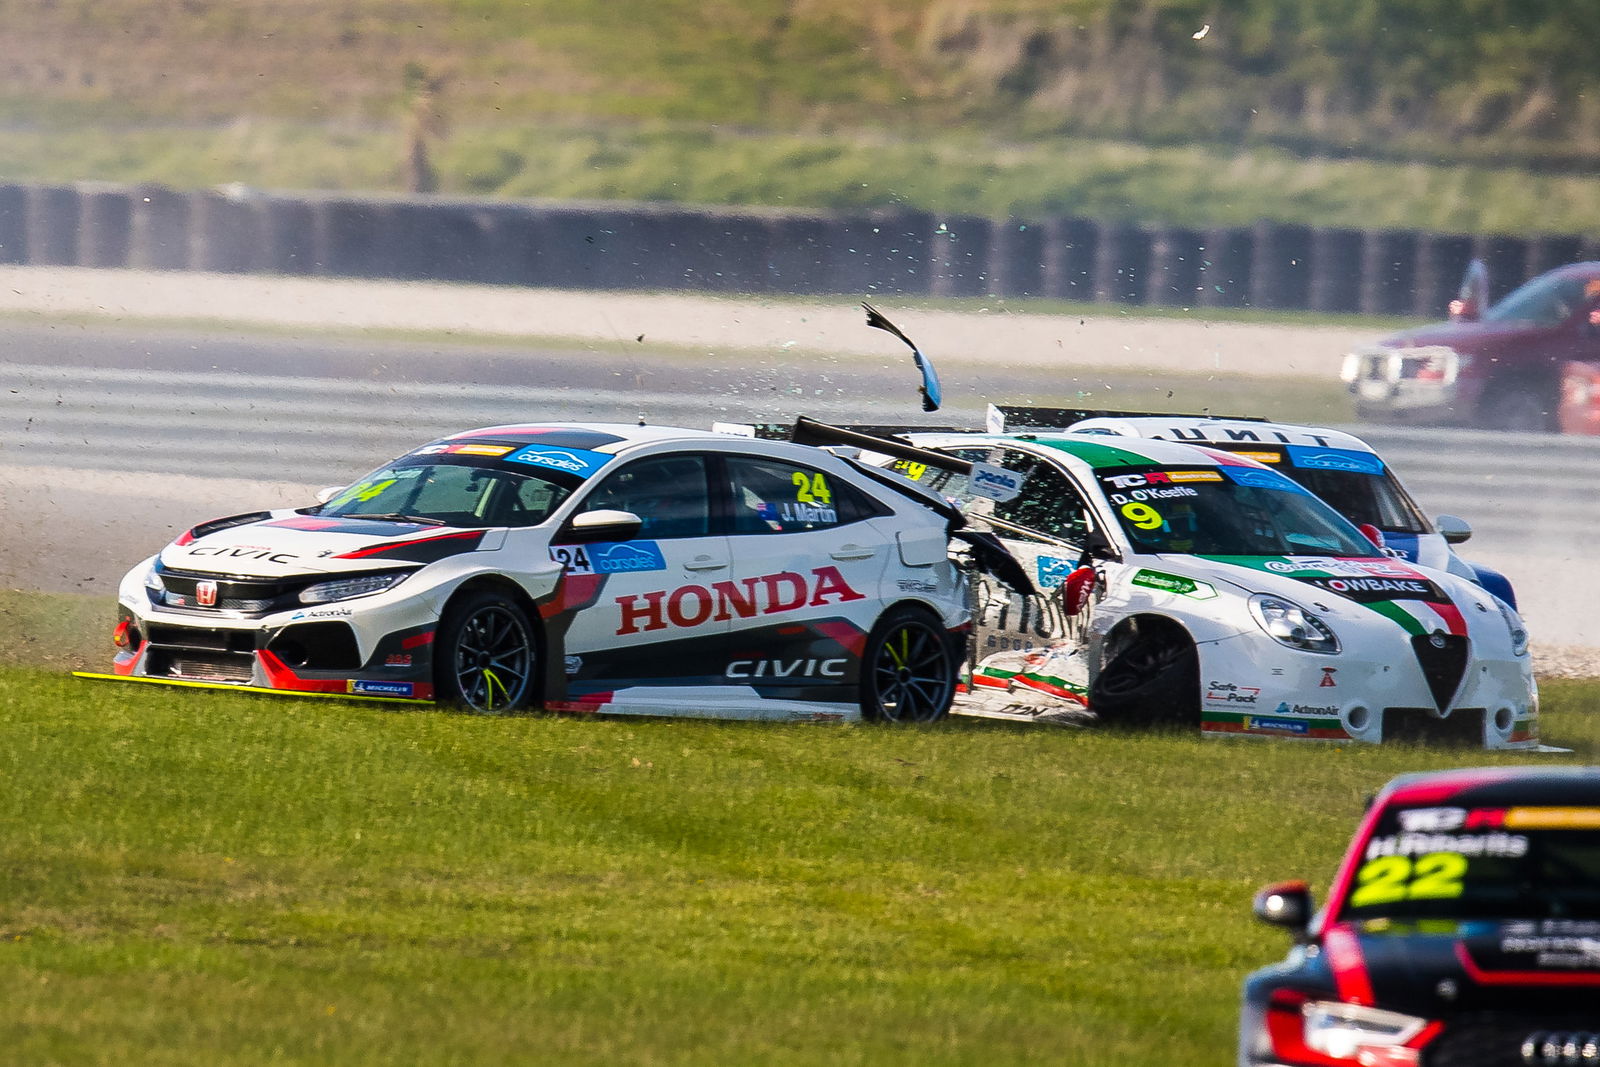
[1342,261,1600,434]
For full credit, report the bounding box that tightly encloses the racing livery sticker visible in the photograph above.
[1285,444,1385,474]
[505,444,612,478]
[1201,555,1466,635]
[1036,556,1076,590]
[550,541,667,575]
[967,461,1024,502]
[1131,569,1217,600]
[444,427,628,450]
[1205,681,1260,706]
[1220,465,1308,491]
[1202,708,1347,739]
[266,515,436,536]
[1301,574,1447,604]
[348,679,416,697]
[332,529,486,562]
[614,566,866,635]
[1241,715,1310,735]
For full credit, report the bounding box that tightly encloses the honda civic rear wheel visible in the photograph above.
[435,591,537,713]
[860,607,957,724]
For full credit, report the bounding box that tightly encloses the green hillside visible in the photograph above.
[3,1,1599,232]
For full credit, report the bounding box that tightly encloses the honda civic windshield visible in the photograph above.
[318,461,575,528]
[1096,464,1376,557]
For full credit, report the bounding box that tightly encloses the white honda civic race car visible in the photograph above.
[96,423,974,723]
[865,428,1540,747]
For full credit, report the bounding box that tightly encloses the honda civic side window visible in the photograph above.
[724,456,879,535]
[584,454,712,539]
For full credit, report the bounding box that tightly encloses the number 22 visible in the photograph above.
[1349,851,1467,907]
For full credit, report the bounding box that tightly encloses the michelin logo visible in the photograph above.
[1244,716,1309,734]
[348,679,415,697]
[967,462,1023,502]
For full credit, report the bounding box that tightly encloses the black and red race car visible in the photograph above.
[1240,766,1600,1066]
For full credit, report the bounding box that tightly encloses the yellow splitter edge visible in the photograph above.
[71,671,434,705]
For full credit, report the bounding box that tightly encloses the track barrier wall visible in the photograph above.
[1,181,1588,314]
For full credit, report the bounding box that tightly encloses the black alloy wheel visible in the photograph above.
[436,591,537,713]
[860,607,957,724]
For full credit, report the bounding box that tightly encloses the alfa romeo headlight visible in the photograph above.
[1303,1001,1429,1060]
[1250,594,1340,654]
[298,570,411,605]
[1497,597,1530,657]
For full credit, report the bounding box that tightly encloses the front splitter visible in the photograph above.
[72,671,433,705]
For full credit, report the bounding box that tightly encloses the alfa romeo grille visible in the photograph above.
[1411,632,1470,711]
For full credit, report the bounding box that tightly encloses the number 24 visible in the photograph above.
[792,471,832,505]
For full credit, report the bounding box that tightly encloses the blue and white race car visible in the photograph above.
[96,422,976,723]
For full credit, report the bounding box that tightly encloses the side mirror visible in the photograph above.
[1357,523,1386,552]
[1082,526,1121,562]
[560,508,644,545]
[1435,514,1472,545]
[315,486,345,505]
[1059,565,1097,617]
[1450,258,1488,322]
[1253,880,1314,935]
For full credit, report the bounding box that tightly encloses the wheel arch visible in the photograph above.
[1095,611,1196,674]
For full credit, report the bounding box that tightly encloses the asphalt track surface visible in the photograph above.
[2,266,1596,654]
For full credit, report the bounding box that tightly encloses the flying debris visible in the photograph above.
[862,302,943,412]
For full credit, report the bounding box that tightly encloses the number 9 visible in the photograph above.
[1120,502,1164,530]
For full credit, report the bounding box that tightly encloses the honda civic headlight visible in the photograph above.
[1303,1001,1430,1061]
[143,568,166,603]
[1250,594,1340,654]
[1496,597,1530,657]
[298,570,411,605]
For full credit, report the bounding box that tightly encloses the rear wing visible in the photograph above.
[984,403,1264,433]
[714,404,1265,445]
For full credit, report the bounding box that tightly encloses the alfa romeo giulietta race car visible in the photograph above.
[868,429,1539,747]
[96,423,976,723]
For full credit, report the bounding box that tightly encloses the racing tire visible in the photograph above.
[434,590,538,714]
[1089,622,1199,727]
[1481,382,1555,433]
[859,606,958,724]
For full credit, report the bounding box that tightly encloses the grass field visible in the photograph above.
[2,662,1596,1065]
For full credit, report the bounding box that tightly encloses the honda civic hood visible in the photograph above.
[159,513,492,578]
